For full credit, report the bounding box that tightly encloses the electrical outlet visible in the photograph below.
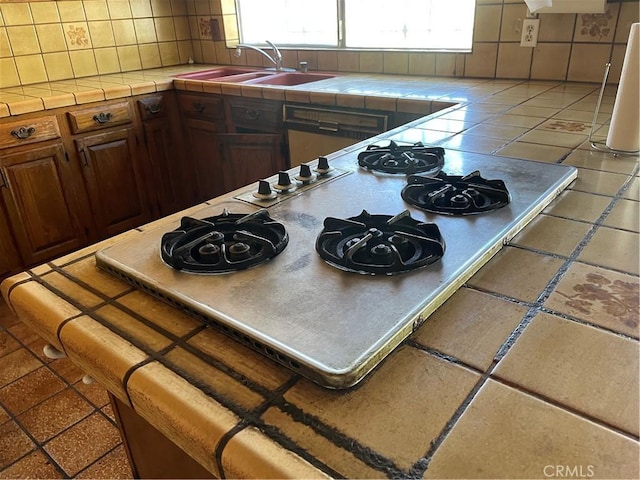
[520,18,540,47]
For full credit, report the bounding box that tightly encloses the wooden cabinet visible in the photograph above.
[74,127,151,239]
[137,93,197,214]
[0,203,21,278]
[177,92,227,202]
[0,115,91,269]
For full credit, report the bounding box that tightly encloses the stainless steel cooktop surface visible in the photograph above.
[96,146,576,388]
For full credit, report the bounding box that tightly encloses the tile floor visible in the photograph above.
[0,299,133,479]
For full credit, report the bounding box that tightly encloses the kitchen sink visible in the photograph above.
[249,72,336,86]
[174,68,336,86]
[173,67,261,81]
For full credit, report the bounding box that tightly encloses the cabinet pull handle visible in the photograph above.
[0,168,8,188]
[244,109,260,121]
[146,103,161,114]
[193,102,206,113]
[93,112,113,124]
[79,149,89,167]
[10,126,36,139]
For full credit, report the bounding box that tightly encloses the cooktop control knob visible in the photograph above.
[252,179,277,200]
[314,156,333,175]
[295,163,316,184]
[273,171,297,193]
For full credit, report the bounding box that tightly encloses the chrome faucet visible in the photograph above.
[234,40,291,71]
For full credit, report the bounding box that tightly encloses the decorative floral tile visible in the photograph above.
[539,119,590,133]
[199,17,212,39]
[545,262,639,338]
[65,23,91,49]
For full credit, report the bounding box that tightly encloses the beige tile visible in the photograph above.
[495,141,571,163]
[359,51,383,73]
[174,16,191,41]
[94,47,120,74]
[412,287,527,370]
[36,24,67,54]
[30,2,60,24]
[134,18,157,43]
[543,190,612,223]
[284,346,480,471]
[434,53,457,76]
[570,168,629,196]
[568,44,614,83]
[466,122,528,140]
[511,214,591,256]
[500,3,528,42]
[408,52,435,76]
[615,2,640,43]
[221,426,327,479]
[507,104,561,118]
[317,50,338,71]
[424,380,640,479]
[87,21,115,49]
[474,5,501,42]
[0,3,32,26]
[117,45,142,71]
[437,134,506,154]
[383,52,408,75]
[0,28,10,58]
[578,227,639,275]
[603,198,640,232]
[6,25,40,56]
[155,16,177,42]
[467,247,564,302]
[261,406,380,478]
[108,0,132,19]
[464,42,498,78]
[159,41,180,66]
[126,361,238,478]
[623,177,639,201]
[139,43,162,69]
[564,148,639,175]
[83,0,110,21]
[337,51,359,73]
[112,19,136,45]
[518,129,586,148]
[495,312,639,435]
[131,0,154,18]
[545,262,639,337]
[15,54,48,84]
[538,13,575,42]
[531,43,571,81]
[69,49,98,77]
[486,113,544,128]
[43,52,74,82]
[151,0,174,17]
[58,1,87,22]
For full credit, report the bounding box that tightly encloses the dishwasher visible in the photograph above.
[284,104,390,167]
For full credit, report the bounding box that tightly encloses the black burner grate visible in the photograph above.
[315,210,445,275]
[357,140,445,175]
[161,209,288,273]
[401,170,510,215]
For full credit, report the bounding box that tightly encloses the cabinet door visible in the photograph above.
[216,133,285,192]
[0,202,21,278]
[181,117,225,202]
[0,143,89,266]
[139,96,197,214]
[75,127,151,239]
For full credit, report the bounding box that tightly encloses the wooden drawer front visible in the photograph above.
[137,95,168,120]
[177,93,224,122]
[67,101,132,134]
[0,115,60,149]
[229,98,282,132]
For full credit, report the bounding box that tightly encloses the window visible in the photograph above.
[236,0,475,51]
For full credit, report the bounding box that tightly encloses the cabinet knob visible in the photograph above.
[10,126,36,139]
[146,103,161,114]
[93,112,113,124]
[193,102,206,113]
[244,109,260,121]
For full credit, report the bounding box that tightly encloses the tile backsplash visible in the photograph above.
[0,0,638,87]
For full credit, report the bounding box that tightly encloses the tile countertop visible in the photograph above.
[1,65,639,478]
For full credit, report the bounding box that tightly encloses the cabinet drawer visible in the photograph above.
[228,97,282,132]
[137,95,168,120]
[177,93,224,122]
[0,115,60,149]
[67,101,132,134]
